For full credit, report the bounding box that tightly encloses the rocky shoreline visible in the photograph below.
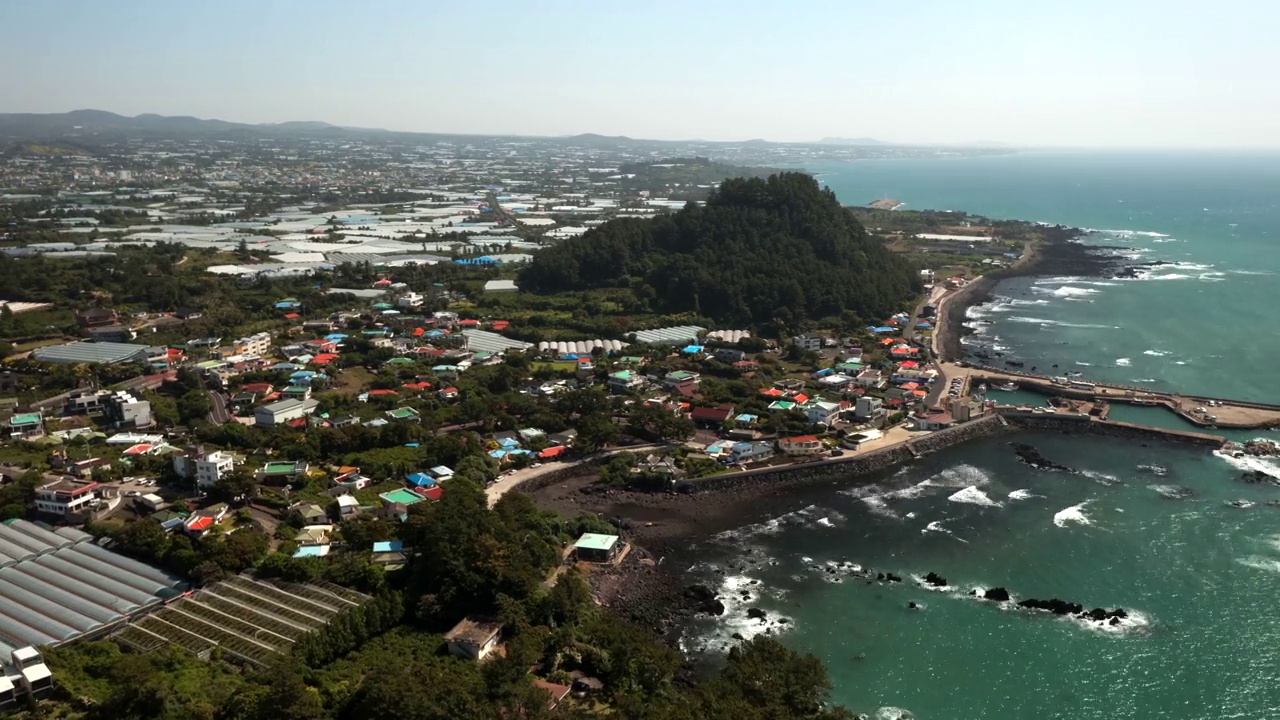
[938,226,1158,362]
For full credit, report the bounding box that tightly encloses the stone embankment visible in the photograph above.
[675,415,1007,495]
[1000,412,1227,448]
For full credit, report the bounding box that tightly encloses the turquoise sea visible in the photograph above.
[682,153,1280,719]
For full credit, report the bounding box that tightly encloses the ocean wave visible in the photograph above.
[873,707,917,720]
[1237,557,1280,573]
[1007,488,1038,500]
[1031,284,1101,299]
[921,520,969,543]
[1006,317,1117,329]
[1075,361,1092,366]
[1087,228,1171,238]
[1034,277,1119,287]
[923,464,994,489]
[1214,450,1280,480]
[1147,483,1195,499]
[1143,349,1169,357]
[1053,501,1092,527]
[1132,378,1157,383]
[1115,358,1132,367]
[1075,608,1151,635]
[861,495,900,520]
[692,574,793,652]
[714,504,846,541]
[1079,470,1121,485]
[947,486,1002,507]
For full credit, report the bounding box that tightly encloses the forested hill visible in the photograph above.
[519,172,919,326]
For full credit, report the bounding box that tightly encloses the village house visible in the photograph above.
[689,404,734,427]
[726,441,774,464]
[256,460,310,485]
[5,412,44,440]
[573,533,621,563]
[444,617,504,662]
[172,446,236,488]
[777,435,824,456]
[804,400,843,426]
[713,347,747,363]
[607,370,644,394]
[792,333,826,351]
[254,398,320,427]
[75,307,118,328]
[34,479,100,521]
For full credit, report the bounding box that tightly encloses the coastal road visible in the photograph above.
[485,443,667,506]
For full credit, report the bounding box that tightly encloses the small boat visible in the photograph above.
[995,382,1019,391]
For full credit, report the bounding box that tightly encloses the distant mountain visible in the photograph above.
[815,137,889,146]
[0,110,371,142]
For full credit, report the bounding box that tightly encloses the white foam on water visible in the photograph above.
[861,495,900,520]
[1143,349,1169,357]
[1146,483,1193,499]
[816,516,835,527]
[1008,488,1038,500]
[1215,450,1280,480]
[1147,273,1190,280]
[873,707,917,720]
[947,486,1002,507]
[1075,361,1092,366]
[1115,358,1132,367]
[1053,501,1092,527]
[1075,609,1152,636]
[686,573,794,654]
[923,464,994,489]
[1232,270,1275,276]
[912,574,955,592]
[1237,556,1280,573]
[1079,470,1121,486]
[1174,361,1187,365]
[1132,378,1157,383]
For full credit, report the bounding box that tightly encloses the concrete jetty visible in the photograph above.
[952,364,1280,430]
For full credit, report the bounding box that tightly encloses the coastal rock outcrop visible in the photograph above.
[1013,443,1072,471]
[923,572,948,587]
[683,584,725,616]
[982,587,1011,602]
[747,607,768,621]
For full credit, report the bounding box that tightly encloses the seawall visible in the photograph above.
[1000,412,1228,448]
[675,415,1007,495]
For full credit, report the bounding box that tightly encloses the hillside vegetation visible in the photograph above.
[520,172,919,326]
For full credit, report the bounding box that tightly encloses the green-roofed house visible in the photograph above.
[256,460,310,485]
[607,370,644,394]
[767,400,797,412]
[386,407,421,423]
[6,412,44,440]
[617,356,644,365]
[573,533,621,563]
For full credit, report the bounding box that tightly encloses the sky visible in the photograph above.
[2,0,1278,148]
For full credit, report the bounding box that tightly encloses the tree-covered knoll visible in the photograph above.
[519,172,920,326]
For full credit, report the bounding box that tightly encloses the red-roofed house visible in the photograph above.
[690,404,735,425]
[792,393,810,404]
[313,353,339,365]
[438,387,460,400]
[283,312,301,320]
[491,320,510,331]
[761,387,784,398]
[368,389,399,397]
[459,319,480,327]
[420,485,444,502]
[403,381,433,391]
[538,445,568,460]
[777,435,824,455]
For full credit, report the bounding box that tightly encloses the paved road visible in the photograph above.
[485,443,667,506]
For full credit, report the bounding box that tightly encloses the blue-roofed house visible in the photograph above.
[407,472,436,487]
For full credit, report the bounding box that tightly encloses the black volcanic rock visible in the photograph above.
[1014,443,1072,471]
[747,607,767,620]
[923,572,948,587]
[983,587,1011,602]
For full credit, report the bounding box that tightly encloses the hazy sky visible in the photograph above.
[3,0,1277,148]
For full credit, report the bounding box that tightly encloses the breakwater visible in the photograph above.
[676,415,1007,495]
[1000,411,1228,448]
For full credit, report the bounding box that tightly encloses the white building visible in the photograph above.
[34,479,100,518]
[855,396,885,420]
[173,448,236,488]
[804,400,842,425]
[397,292,425,308]
[225,331,272,358]
[254,398,320,426]
[102,390,152,429]
[793,334,825,351]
